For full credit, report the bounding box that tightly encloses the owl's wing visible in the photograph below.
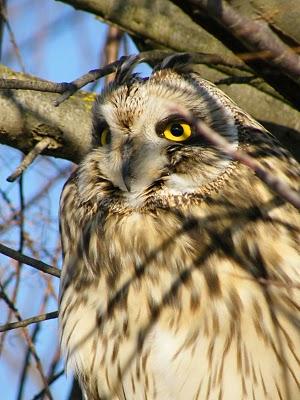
[59,171,84,297]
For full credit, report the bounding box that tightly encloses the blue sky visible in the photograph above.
[0,1,150,398]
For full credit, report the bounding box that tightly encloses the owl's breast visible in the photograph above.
[60,203,300,399]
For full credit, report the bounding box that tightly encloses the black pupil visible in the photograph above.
[170,123,184,137]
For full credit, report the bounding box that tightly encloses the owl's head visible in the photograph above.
[81,55,239,208]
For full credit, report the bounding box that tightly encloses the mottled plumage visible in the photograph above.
[59,56,300,400]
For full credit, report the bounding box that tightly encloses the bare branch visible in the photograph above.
[0,78,70,92]
[0,242,61,277]
[0,283,53,399]
[2,51,235,108]
[32,370,65,400]
[0,1,25,72]
[0,311,58,332]
[53,50,231,106]
[7,137,59,182]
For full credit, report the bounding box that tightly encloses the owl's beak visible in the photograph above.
[120,139,134,192]
[121,159,131,192]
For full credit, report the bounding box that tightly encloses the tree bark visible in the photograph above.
[0,65,93,163]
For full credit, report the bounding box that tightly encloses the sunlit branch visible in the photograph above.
[193,0,300,85]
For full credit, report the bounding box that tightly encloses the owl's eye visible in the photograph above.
[100,127,111,146]
[163,122,192,142]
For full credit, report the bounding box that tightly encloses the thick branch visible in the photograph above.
[226,0,300,45]
[59,0,239,63]
[193,0,300,85]
[0,65,92,163]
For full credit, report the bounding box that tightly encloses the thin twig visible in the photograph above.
[3,9,76,63]
[0,1,25,72]
[52,58,127,106]
[17,323,41,400]
[0,187,18,214]
[103,26,123,85]
[18,290,50,400]
[1,166,72,232]
[0,171,26,356]
[32,370,65,400]
[7,138,57,182]
[0,242,60,277]
[0,311,58,332]
[46,346,61,386]
[172,105,300,209]
[0,0,6,60]
[0,283,53,400]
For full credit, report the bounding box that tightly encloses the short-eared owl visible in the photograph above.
[59,55,300,400]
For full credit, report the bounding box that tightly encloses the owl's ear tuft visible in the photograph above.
[153,53,192,74]
[114,55,141,85]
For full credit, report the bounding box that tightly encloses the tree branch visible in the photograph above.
[32,370,65,400]
[0,311,58,332]
[0,242,61,277]
[0,78,70,92]
[193,0,300,85]
[7,137,59,182]
[223,0,300,46]
[53,50,233,105]
[0,65,93,163]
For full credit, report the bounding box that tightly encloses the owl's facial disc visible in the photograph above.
[91,71,239,200]
[96,116,169,195]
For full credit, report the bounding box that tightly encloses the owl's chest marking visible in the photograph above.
[60,208,300,400]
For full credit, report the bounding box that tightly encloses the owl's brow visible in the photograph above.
[155,113,190,134]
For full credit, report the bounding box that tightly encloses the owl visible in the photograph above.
[59,54,300,400]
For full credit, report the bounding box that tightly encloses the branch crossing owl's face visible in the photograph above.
[87,67,239,208]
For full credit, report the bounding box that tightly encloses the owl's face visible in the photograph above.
[81,69,239,208]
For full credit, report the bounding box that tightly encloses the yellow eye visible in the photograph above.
[163,122,192,142]
[100,127,111,146]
